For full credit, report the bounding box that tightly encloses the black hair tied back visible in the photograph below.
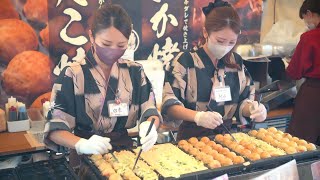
[202,0,231,16]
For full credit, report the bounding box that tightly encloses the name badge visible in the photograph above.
[107,101,129,117]
[214,86,232,102]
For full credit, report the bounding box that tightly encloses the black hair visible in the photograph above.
[91,4,132,39]
[202,0,231,16]
[299,0,320,19]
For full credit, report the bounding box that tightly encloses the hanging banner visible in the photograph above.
[0,0,262,107]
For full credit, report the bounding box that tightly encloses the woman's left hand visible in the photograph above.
[249,101,267,122]
[139,120,158,152]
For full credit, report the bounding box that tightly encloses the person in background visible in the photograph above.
[287,0,320,145]
[44,4,162,169]
[161,0,267,140]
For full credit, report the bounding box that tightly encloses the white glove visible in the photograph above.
[139,121,158,152]
[75,135,112,155]
[250,101,267,122]
[194,111,223,129]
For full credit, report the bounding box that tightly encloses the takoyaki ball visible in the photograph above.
[200,137,210,143]
[188,137,199,145]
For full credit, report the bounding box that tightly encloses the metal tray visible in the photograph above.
[167,163,248,180]
[130,144,250,179]
[81,156,106,180]
[242,149,320,176]
[214,136,320,173]
[172,138,250,179]
[0,168,19,180]
[291,148,320,162]
[259,80,296,110]
[82,152,165,180]
[82,138,320,180]
[15,158,78,180]
[177,135,320,179]
[82,144,250,180]
[240,132,320,170]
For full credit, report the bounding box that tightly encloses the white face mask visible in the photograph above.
[207,39,235,59]
[304,16,316,30]
[305,21,316,30]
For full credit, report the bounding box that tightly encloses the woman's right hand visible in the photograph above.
[75,135,112,155]
[194,111,223,129]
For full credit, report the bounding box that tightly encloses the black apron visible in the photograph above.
[287,78,320,145]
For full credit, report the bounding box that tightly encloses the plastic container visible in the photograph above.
[7,119,30,132]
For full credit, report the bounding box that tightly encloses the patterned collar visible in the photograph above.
[85,49,98,67]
